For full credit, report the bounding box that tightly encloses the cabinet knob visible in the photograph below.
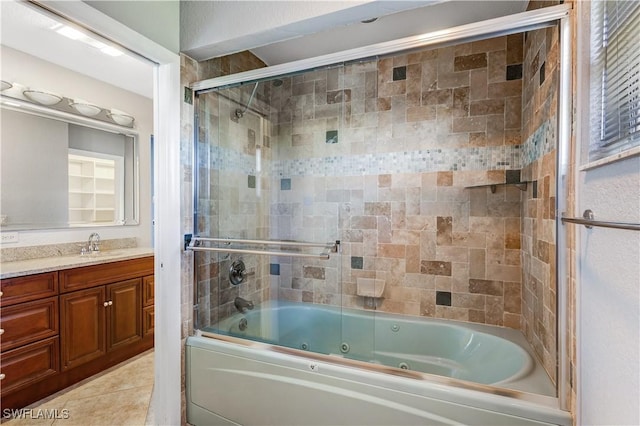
[0,291,3,297]
[103,301,109,307]
[0,373,5,380]
[0,328,4,335]
[108,300,113,306]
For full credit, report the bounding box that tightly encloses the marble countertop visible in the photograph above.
[0,247,154,279]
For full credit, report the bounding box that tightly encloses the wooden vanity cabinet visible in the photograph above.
[0,272,60,397]
[0,256,154,410]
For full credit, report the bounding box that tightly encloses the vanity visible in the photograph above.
[0,248,154,410]
[0,30,155,410]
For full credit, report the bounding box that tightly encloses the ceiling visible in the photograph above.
[1,1,528,98]
[180,1,529,65]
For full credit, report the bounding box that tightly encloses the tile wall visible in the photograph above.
[265,36,527,327]
[180,22,565,411]
[520,10,561,384]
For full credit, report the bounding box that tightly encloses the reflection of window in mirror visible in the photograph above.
[68,150,124,225]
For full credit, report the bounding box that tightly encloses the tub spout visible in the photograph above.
[234,297,254,313]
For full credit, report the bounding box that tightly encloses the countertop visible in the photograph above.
[0,247,154,279]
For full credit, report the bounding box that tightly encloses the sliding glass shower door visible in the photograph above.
[193,71,362,355]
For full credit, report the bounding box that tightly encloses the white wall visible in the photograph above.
[1,45,153,247]
[578,156,640,425]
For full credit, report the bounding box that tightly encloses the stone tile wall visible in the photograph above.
[520,19,560,384]
[264,36,527,327]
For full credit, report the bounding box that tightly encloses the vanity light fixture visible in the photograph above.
[1,81,12,91]
[70,99,102,116]
[107,109,135,126]
[23,89,63,106]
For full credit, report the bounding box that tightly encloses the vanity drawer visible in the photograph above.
[0,337,60,395]
[0,297,59,352]
[59,257,154,293]
[0,272,58,307]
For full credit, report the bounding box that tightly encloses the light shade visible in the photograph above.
[23,89,62,106]
[108,108,134,126]
[70,100,102,116]
[0,81,12,91]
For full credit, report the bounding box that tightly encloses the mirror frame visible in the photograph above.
[0,95,140,230]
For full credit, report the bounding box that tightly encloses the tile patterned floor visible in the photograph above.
[4,350,155,426]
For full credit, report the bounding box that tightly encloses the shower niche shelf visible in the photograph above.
[465,182,528,193]
[464,170,528,193]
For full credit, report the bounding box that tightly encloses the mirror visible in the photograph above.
[0,102,138,230]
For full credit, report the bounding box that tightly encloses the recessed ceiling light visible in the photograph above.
[52,24,123,57]
[56,25,84,40]
[100,46,123,57]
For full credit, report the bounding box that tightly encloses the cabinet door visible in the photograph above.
[106,279,142,351]
[60,287,106,371]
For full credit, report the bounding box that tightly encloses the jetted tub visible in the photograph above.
[186,301,570,425]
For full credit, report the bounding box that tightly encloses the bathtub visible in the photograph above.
[186,301,571,425]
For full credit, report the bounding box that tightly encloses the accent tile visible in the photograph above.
[392,66,407,81]
[436,291,452,306]
[248,175,256,188]
[280,178,291,190]
[326,130,338,144]
[270,264,280,275]
[351,256,364,269]
[506,64,523,80]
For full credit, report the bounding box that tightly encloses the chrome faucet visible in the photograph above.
[88,232,101,252]
[234,297,254,313]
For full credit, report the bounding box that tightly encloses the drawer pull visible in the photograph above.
[0,373,5,380]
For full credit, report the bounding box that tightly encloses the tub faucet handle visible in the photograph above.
[229,259,254,285]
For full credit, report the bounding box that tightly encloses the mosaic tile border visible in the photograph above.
[522,118,557,166]
[204,144,524,177]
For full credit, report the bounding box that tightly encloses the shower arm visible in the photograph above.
[235,82,259,118]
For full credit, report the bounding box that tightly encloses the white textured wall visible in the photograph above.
[578,155,640,425]
[1,46,153,247]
